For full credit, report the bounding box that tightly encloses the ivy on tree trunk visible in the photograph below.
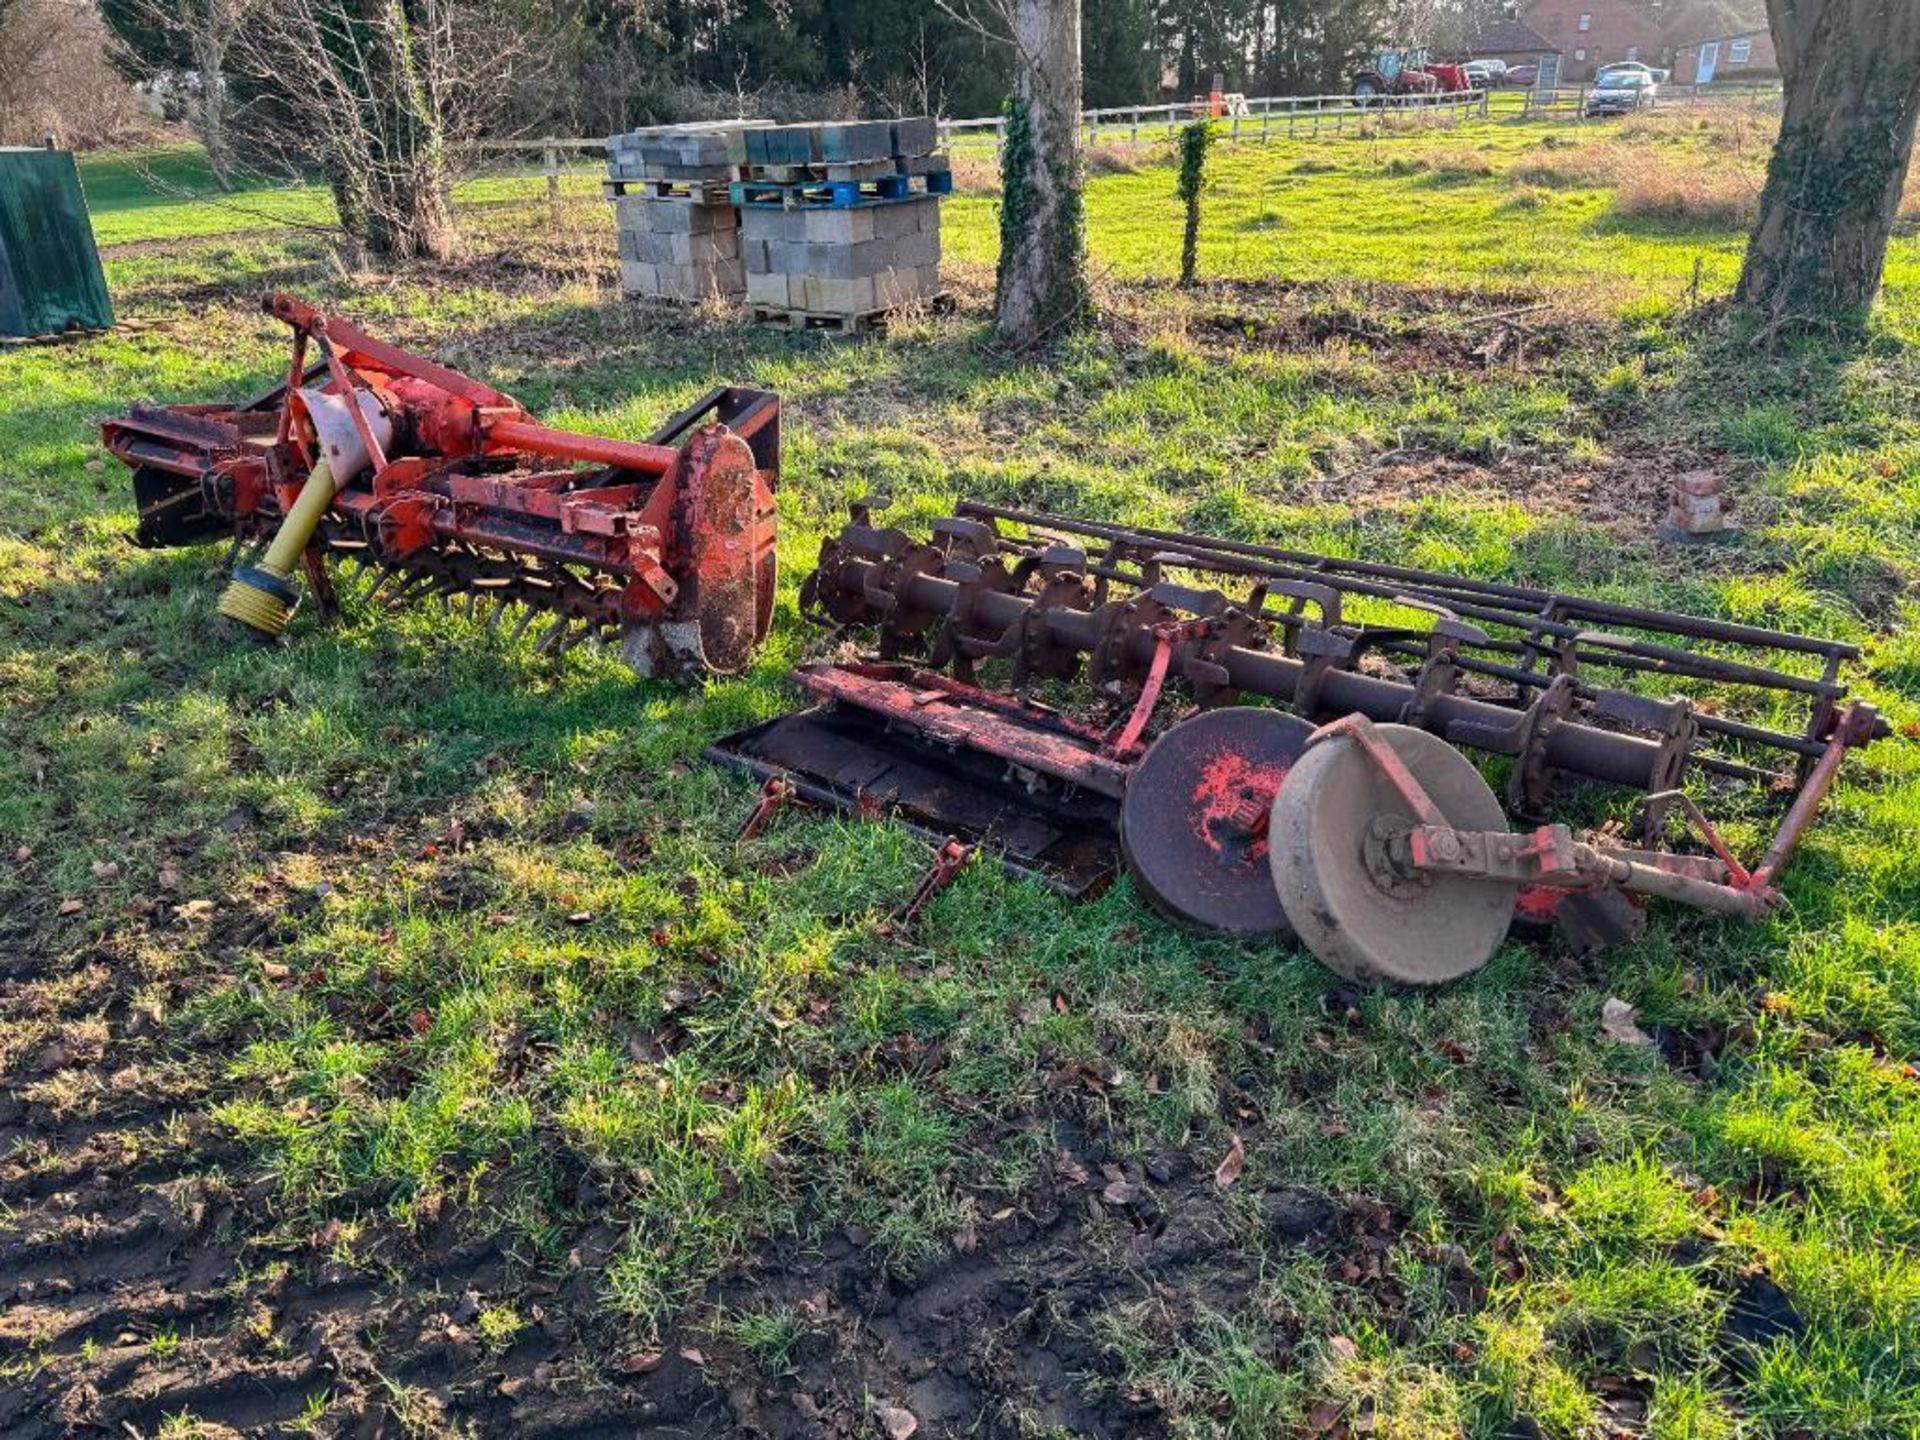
[1176,117,1210,287]
[995,0,1090,350]
[1737,0,1920,327]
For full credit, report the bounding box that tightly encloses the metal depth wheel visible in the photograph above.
[1121,707,1315,936]
[1269,723,1516,986]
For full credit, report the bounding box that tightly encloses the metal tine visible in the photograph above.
[558,623,598,655]
[486,597,513,633]
[535,617,571,655]
[464,590,484,623]
[507,605,542,646]
[386,571,435,607]
[365,564,403,604]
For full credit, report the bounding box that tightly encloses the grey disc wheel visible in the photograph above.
[1269,723,1516,986]
[1120,707,1315,936]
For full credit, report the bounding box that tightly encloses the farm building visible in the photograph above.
[1471,0,1774,85]
[1519,0,1669,80]
[1670,27,1778,82]
[1462,16,1562,71]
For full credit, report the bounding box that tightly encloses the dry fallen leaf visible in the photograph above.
[1599,998,1655,1046]
[58,898,84,916]
[1214,1134,1247,1190]
[620,1350,663,1374]
[873,1402,918,1439]
[1328,1334,1359,1362]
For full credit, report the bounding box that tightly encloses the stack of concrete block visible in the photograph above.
[605,122,763,303]
[728,117,950,331]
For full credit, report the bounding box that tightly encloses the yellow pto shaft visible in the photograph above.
[217,459,336,637]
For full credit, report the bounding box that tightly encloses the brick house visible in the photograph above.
[1519,0,1669,80]
[1670,28,1778,82]
[1463,16,1562,70]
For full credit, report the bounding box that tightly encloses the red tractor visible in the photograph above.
[1351,48,1470,103]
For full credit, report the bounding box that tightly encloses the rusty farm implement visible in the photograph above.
[104,294,779,679]
[711,501,1888,984]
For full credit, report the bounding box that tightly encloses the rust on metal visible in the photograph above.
[897,838,977,926]
[102,292,780,679]
[726,498,1889,970]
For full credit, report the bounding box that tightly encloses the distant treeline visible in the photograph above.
[625,0,1488,122]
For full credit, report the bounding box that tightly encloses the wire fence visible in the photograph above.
[462,79,1786,191]
[1517,80,1781,121]
[940,90,1495,153]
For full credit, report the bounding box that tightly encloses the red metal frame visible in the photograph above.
[1311,708,1881,922]
[104,294,780,675]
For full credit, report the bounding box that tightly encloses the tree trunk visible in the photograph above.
[1737,0,1920,325]
[367,165,457,261]
[191,30,230,190]
[996,0,1089,350]
[357,0,457,263]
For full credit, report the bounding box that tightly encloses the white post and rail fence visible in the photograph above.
[469,80,1783,188]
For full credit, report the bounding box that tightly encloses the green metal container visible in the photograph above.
[0,146,114,338]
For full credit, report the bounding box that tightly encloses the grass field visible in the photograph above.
[1,111,1917,1439]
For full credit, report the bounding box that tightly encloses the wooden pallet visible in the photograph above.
[738,158,901,183]
[602,176,734,203]
[730,169,954,210]
[750,292,954,334]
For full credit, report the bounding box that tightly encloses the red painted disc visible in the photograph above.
[1121,707,1314,935]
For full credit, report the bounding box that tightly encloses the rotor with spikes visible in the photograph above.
[104,293,782,681]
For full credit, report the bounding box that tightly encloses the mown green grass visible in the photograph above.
[79,145,605,247]
[3,114,1917,1437]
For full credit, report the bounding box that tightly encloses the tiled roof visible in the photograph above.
[1465,18,1560,56]
[1663,0,1768,44]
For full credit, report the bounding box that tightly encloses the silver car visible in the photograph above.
[1585,69,1656,115]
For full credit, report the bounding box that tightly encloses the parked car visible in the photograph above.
[1594,62,1670,85]
[1585,69,1657,115]
[1504,63,1540,87]
[1462,59,1507,89]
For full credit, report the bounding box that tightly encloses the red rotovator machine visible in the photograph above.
[104,294,779,678]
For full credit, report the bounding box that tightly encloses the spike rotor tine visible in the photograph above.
[507,605,542,646]
[387,573,434,607]
[365,565,403,604]
[535,617,570,655]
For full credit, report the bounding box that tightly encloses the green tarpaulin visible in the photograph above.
[0,147,114,338]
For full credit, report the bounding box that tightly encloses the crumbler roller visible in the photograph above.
[708,498,1891,983]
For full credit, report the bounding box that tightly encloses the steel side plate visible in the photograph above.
[705,704,1121,899]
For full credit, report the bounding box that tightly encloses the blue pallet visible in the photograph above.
[730,170,952,210]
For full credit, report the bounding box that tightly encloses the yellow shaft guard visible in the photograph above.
[217,459,336,637]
